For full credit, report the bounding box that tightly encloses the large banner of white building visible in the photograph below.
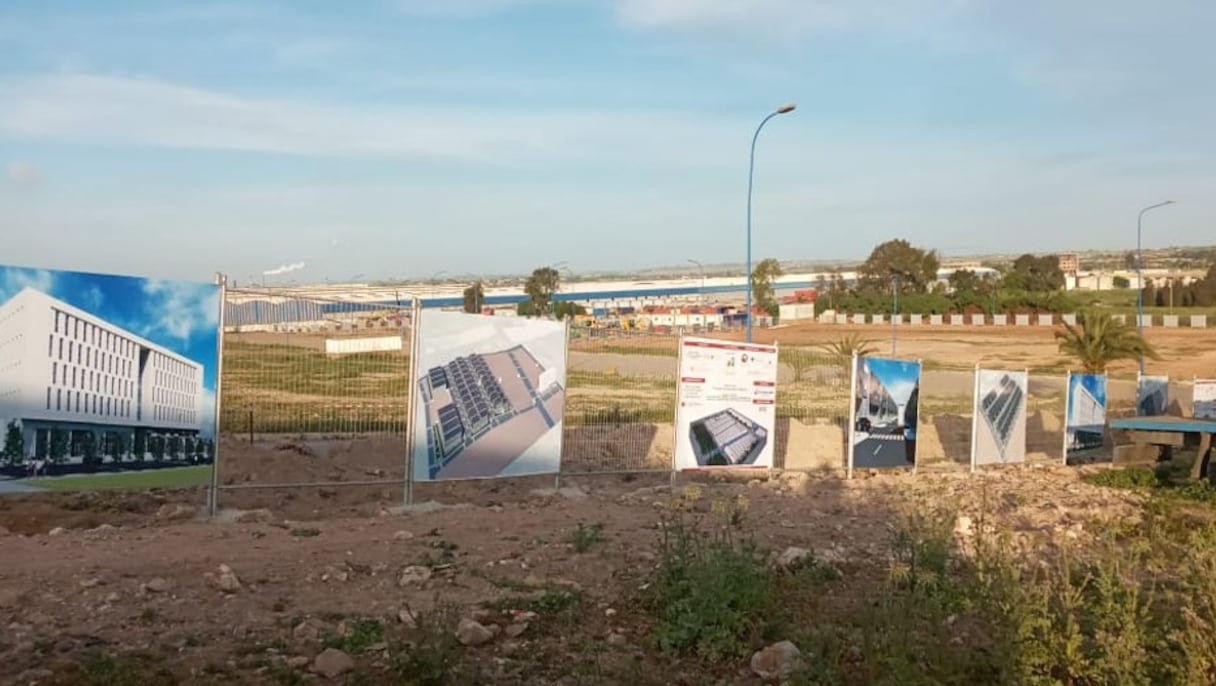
[1195,378,1216,420]
[409,310,567,482]
[971,368,1028,467]
[1064,372,1107,463]
[0,263,221,491]
[672,336,778,470]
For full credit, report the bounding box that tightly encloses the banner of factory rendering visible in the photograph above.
[672,336,778,470]
[409,310,567,482]
[1195,378,1216,420]
[1136,375,1170,417]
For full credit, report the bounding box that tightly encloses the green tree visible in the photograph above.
[1112,275,1131,289]
[553,301,587,321]
[195,438,207,462]
[858,239,940,294]
[2,421,23,465]
[462,281,485,314]
[1054,310,1161,374]
[80,432,99,466]
[110,433,127,462]
[150,435,166,461]
[167,435,183,460]
[1003,254,1065,292]
[750,258,784,316]
[133,430,148,462]
[523,267,560,317]
[49,428,69,463]
[816,333,878,380]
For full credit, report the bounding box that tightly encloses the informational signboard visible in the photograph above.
[1136,375,1169,417]
[1195,378,1216,420]
[410,310,567,482]
[0,263,221,493]
[971,368,1028,468]
[673,336,778,470]
[1064,372,1107,463]
[848,355,922,473]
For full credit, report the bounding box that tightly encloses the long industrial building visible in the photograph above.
[0,287,205,460]
[688,408,768,466]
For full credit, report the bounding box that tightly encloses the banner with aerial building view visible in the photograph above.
[971,368,1028,467]
[0,263,221,494]
[1064,372,1107,463]
[410,310,567,482]
[849,355,922,473]
[673,336,778,470]
[1195,378,1216,420]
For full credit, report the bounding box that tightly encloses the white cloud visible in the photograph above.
[0,268,55,304]
[0,73,729,166]
[197,388,217,438]
[138,279,221,341]
[81,285,104,311]
[5,161,41,186]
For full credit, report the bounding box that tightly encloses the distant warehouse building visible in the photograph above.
[0,287,204,460]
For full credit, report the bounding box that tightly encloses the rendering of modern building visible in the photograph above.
[688,408,768,466]
[0,287,205,460]
[980,373,1025,457]
[1067,379,1105,451]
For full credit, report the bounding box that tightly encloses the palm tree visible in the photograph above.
[816,333,879,380]
[1054,310,1160,373]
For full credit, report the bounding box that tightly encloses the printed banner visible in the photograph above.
[1195,379,1216,420]
[0,263,220,493]
[673,336,778,469]
[1136,375,1169,417]
[1065,372,1107,461]
[850,355,922,470]
[410,310,566,481]
[972,368,1028,466]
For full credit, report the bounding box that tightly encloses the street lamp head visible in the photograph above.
[776,103,796,114]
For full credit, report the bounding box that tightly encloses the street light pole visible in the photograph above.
[687,259,705,305]
[1136,200,1175,374]
[892,275,899,356]
[746,103,796,343]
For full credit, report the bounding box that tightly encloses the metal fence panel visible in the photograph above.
[215,289,414,506]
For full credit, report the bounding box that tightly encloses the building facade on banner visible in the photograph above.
[0,287,204,460]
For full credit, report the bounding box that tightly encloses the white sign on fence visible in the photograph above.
[970,314,985,326]
[324,335,404,355]
[1015,314,1030,326]
[674,337,778,470]
[1062,314,1077,326]
[950,314,964,325]
[930,314,944,325]
[1163,315,1179,328]
[1039,314,1054,326]
[1191,315,1208,328]
[994,314,1007,326]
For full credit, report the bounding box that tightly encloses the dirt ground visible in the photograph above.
[0,465,1143,685]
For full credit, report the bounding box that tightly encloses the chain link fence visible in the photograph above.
[214,289,413,513]
[210,295,1108,512]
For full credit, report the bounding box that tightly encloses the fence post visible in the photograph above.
[207,273,228,519]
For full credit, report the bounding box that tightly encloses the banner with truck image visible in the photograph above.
[0,263,221,493]
[849,355,922,473]
[672,336,778,470]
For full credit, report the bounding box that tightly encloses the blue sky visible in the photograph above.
[866,356,920,405]
[1070,372,1107,408]
[0,263,221,396]
[1,1,1212,284]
